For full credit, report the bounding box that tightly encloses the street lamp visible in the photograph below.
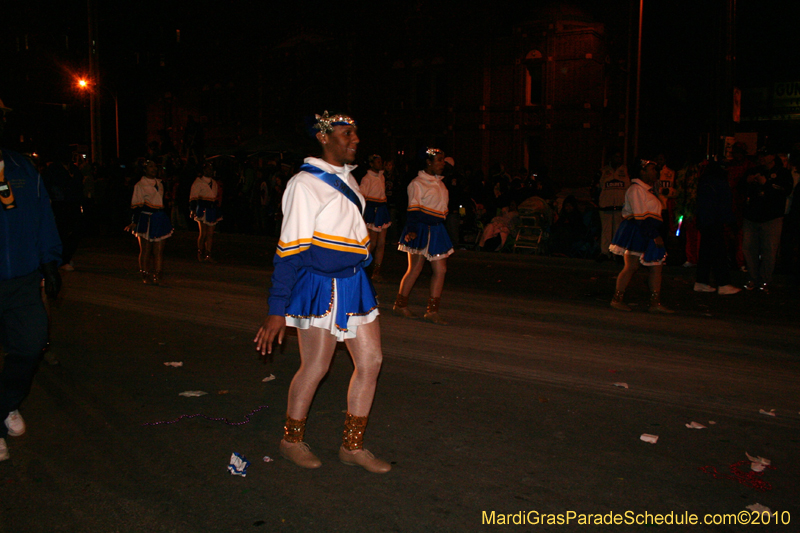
[77,77,119,160]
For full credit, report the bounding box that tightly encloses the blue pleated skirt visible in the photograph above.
[194,204,223,226]
[284,266,379,340]
[364,202,391,231]
[135,210,173,242]
[609,219,666,266]
[398,222,454,261]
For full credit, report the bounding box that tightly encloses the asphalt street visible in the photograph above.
[1,230,799,532]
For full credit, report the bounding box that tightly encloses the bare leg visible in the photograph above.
[367,229,379,254]
[343,319,383,417]
[205,224,215,256]
[286,327,338,420]
[137,236,148,272]
[429,257,447,298]
[196,220,206,254]
[399,253,426,297]
[139,237,152,272]
[373,229,386,266]
[615,253,640,293]
[153,240,165,273]
[648,263,662,293]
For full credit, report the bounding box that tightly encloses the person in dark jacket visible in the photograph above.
[0,99,63,461]
[742,150,793,292]
[693,161,740,295]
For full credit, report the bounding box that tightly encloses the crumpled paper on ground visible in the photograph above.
[746,503,770,513]
[178,391,208,397]
[164,362,183,367]
[262,374,276,382]
[685,421,706,429]
[640,434,658,444]
[228,452,250,476]
[759,409,776,417]
[746,453,771,472]
[613,382,628,389]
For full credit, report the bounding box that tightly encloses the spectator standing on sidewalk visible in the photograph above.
[742,149,793,293]
[254,111,390,474]
[0,98,63,461]
[692,160,741,295]
[597,150,630,262]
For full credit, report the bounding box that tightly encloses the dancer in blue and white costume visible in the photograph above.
[393,148,454,324]
[360,154,391,282]
[254,111,390,474]
[127,160,173,285]
[609,160,673,313]
[190,161,223,262]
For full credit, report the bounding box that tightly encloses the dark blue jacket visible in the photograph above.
[1,150,62,281]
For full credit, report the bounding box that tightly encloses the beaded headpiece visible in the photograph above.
[313,110,357,134]
[640,159,657,169]
[425,148,444,159]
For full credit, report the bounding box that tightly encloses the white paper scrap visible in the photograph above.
[164,362,183,367]
[746,503,771,514]
[640,434,659,444]
[262,374,276,382]
[746,453,771,472]
[263,456,274,463]
[708,421,716,425]
[685,421,706,429]
[759,409,776,417]
[228,452,250,477]
[613,382,629,389]
[178,390,208,397]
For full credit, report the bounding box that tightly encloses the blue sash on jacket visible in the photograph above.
[299,164,363,213]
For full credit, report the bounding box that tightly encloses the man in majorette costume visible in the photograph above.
[360,154,391,282]
[254,111,390,473]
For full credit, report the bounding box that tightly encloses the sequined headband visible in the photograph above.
[426,148,443,158]
[314,110,357,134]
[640,159,657,169]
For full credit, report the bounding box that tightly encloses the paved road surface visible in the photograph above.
[2,232,798,532]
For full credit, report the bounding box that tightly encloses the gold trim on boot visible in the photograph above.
[342,412,368,451]
[141,270,151,285]
[392,293,416,318]
[423,297,447,325]
[152,270,162,286]
[283,416,307,443]
[610,290,631,311]
[648,291,674,314]
[280,416,321,468]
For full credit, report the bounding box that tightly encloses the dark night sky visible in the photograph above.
[2,0,798,158]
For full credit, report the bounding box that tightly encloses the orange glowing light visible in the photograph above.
[78,79,88,88]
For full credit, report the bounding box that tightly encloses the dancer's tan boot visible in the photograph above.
[610,290,631,311]
[423,297,447,325]
[371,263,384,283]
[279,416,321,469]
[392,293,416,318]
[648,291,674,314]
[338,413,390,474]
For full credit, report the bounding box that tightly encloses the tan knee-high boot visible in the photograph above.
[338,412,391,473]
[610,290,631,311]
[393,293,415,318]
[423,297,447,325]
[648,291,674,314]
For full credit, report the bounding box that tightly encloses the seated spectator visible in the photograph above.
[478,202,520,252]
